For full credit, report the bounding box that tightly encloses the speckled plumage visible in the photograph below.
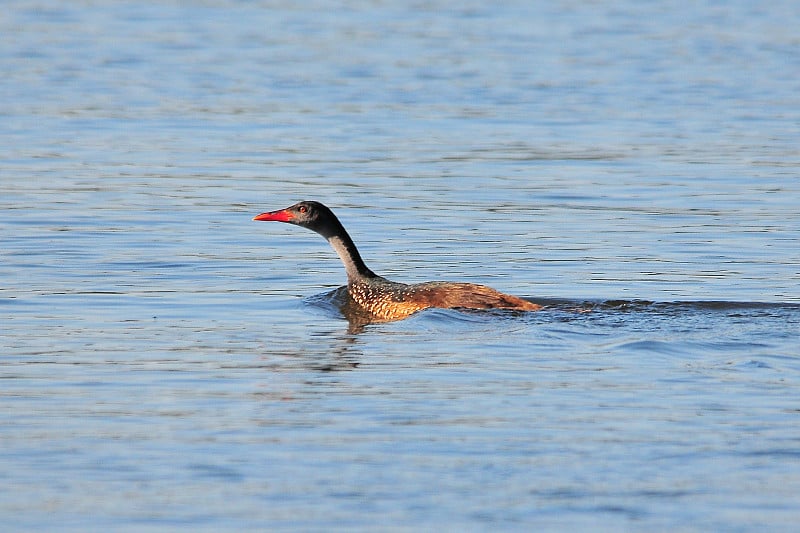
[254,201,542,321]
[348,277,539,320]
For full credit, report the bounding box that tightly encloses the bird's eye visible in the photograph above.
[298,205,307,214]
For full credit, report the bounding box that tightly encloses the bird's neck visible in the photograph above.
[326,231,378,283]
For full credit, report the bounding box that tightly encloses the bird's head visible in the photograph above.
[253,200,342,239]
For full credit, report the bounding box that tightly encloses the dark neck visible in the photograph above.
[321,221,378,282]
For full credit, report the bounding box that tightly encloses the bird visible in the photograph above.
[253,201,541,321]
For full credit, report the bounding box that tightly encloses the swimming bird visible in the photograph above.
[253,201,541,321]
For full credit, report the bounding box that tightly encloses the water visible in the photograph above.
[2,1,800,530]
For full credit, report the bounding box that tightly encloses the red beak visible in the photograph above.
[253,209,294,222]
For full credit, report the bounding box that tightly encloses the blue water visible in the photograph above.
[2,1,800,530]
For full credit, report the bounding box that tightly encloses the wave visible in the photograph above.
[305,288,800,327]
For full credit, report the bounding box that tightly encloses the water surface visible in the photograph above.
[2,1,799,530]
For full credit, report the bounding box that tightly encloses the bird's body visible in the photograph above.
[347,277,539,320]
[253,201,541,321]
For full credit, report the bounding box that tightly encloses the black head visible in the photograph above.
[253,200,343,239]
